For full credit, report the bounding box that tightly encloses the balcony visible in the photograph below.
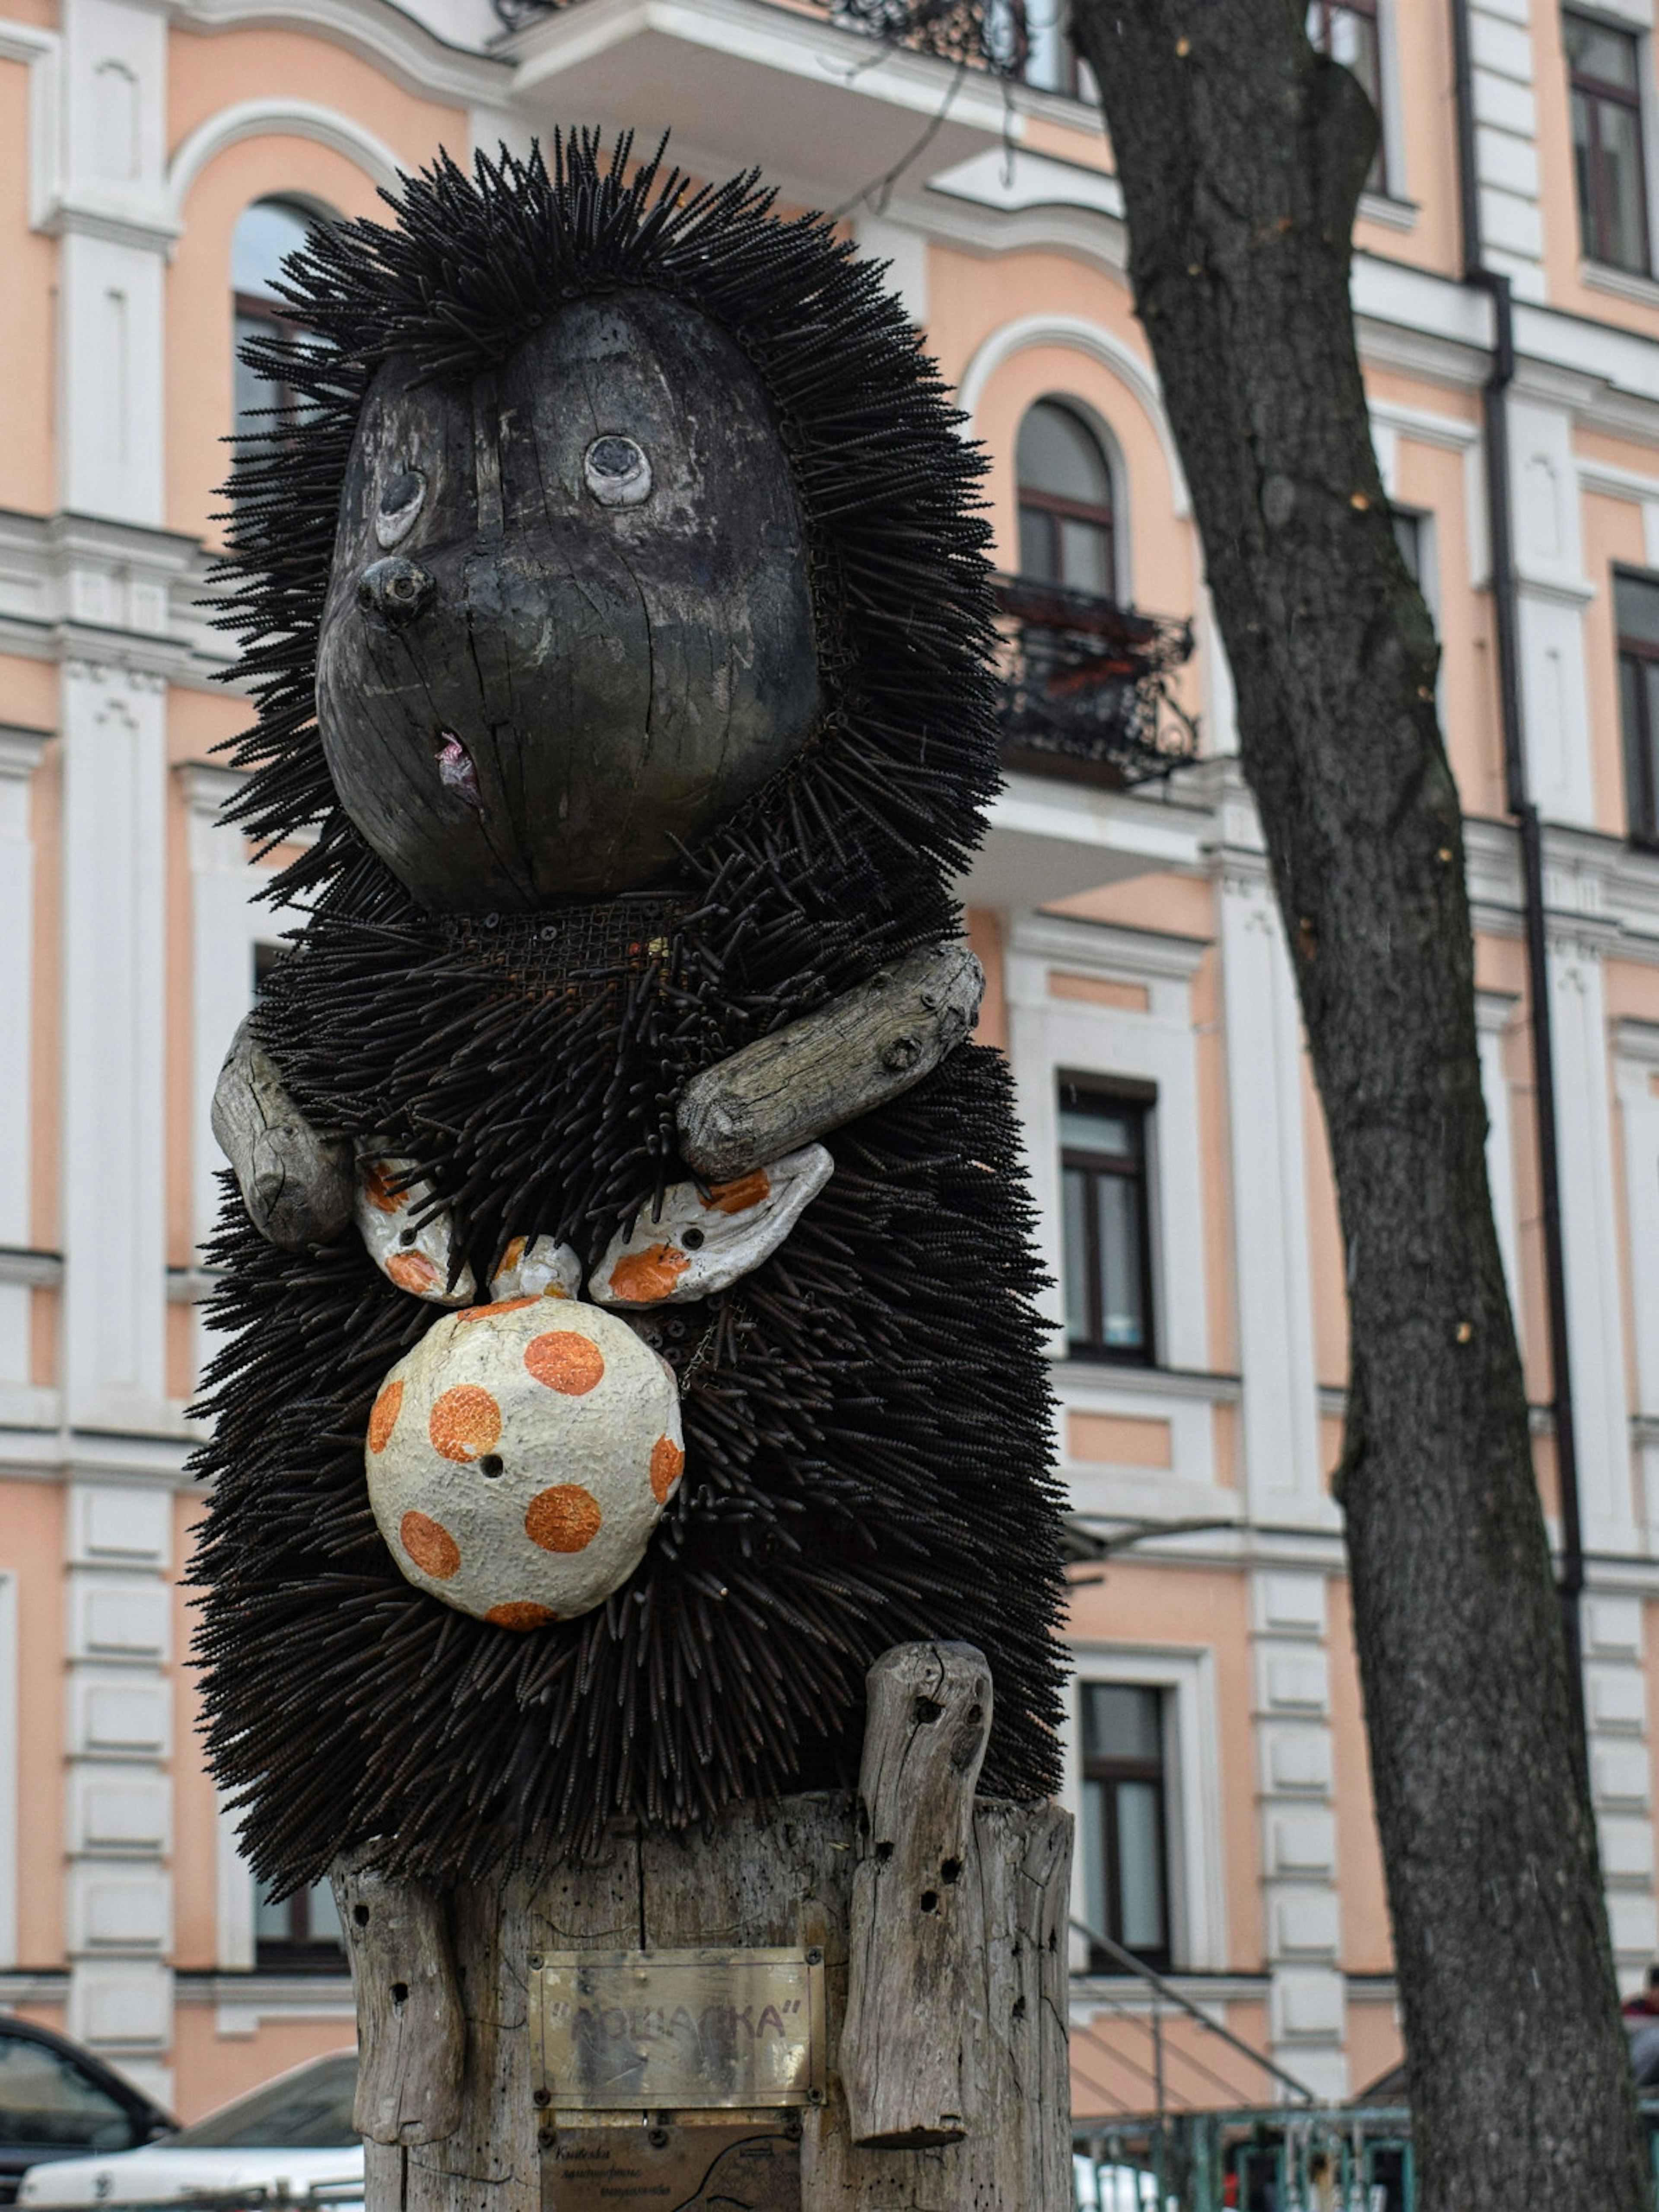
[993,574,1198,791]
[954,580,1204,912]
[495,0,1018,196]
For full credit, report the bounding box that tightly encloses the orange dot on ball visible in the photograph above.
[525,1484,603,1554]
[485,1601,557,1631]
[368,1379,404,1454]
[400,1510,461,1580]
[524,1330,606,1395]
[429,1384,502,1463]
[649,1436,685,1504]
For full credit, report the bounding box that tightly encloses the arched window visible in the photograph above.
[232,197,319,436]
[1016,398,1116,600]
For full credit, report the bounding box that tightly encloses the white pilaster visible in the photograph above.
[1582,1592,1659,1992]
[1475,990,1523,1334]
[1468,0,1545,299]
[1547,922,1637,1551]
[64,1481,174,2107]
[53,0,172,527]
[0,731,48,1411]
[1509,399,1597,829]
[1616,1021,1659,1542]
[61,661,169,1432]
[1250,1568,1348,2100]
[1216,806,1324,1524]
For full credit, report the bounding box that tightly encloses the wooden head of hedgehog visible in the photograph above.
[193,133,1068,1892]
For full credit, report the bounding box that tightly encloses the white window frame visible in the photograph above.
[1015,392,1132,607]
[1065,1641,1229,1975]
[1006,913,1208,1371]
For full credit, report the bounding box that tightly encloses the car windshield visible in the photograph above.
[0,2034,137,2152]
[169,2055,358,2149]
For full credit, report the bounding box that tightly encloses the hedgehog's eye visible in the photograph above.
[375,468,427,548]
[584,436,652,509]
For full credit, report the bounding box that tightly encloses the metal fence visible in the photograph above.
[1072,2101,1659,2211]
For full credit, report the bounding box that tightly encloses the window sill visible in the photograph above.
[1055,1358,1243,1405]
[1357,191,1418,233]
[1580,258,1659,309]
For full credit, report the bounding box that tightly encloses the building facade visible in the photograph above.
[3,0,1659,2130]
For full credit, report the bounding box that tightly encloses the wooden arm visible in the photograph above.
[676,940,984,1183]
[211,1015,354,1252]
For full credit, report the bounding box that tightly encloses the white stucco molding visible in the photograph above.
[0,18,63,233]
[955,312,1192,521]
[167,99,405,226]
[172,0,508,107]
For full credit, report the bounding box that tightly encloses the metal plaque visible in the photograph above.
[530,1948,826,2111]
[541,2123,801,2212]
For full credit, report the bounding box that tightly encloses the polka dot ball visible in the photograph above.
[364,1296,683,1627]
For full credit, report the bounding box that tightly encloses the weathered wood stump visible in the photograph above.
[333,1646,1071,2212]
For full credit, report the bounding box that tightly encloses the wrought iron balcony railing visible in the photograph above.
[993,574,1198,789]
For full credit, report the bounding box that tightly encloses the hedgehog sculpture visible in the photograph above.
[192,134,1067,1892]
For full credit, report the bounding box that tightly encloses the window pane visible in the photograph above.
[1017,400,1112,506]
[254,1874,292,1941]
[308,1874,343,1945]
[1019,504,1057,583]
[1617,572,1659,647]
[1628,655,1654,836]
[1572,86,1598,254]
[1566,14,1639,91]
[1096,1174,1144,1349]
[1059,1089,1141,1157]
[234,308,275,437]
[1081,1777,1110,1940]
[1062,1165,1093,1344]
[1084,1682,1163,1761]
[0,2036,133,2150]
[233,198,315,303]
[1643,663,1659,843]
[1114,1780,1166,1952]
[1309,1,1385,190]
[1593,96,1649,269]
[1391,510,1421,582]
[1058,516,1113,597]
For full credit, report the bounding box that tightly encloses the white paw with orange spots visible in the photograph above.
[589,1143,833,1308]
[356,1152,580,1309]
[356,1152,477,1305]
[489,1233,582,1303]
[364,1295,683,1627]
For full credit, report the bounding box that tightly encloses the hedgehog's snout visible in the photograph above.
[358,556,435,630]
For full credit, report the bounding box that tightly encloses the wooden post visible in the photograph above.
[839,1642,991,2148]
[335,1646,1072,2212]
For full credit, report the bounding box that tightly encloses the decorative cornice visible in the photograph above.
[1011,908,1210,983]
[171,0,508,105]
[956,311,1189,519]
[166,98,405,224]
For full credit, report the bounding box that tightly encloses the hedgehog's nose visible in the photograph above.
[358,556,435,630]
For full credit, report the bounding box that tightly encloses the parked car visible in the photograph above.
[0,2017,175,2206]
[18,2051,360,2209]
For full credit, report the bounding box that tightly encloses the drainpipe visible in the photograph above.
[1449,0,1588,1742]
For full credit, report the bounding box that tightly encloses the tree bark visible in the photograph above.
[1063,2,1646,2203]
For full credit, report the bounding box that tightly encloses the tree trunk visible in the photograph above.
[1065,2,1646,2203]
